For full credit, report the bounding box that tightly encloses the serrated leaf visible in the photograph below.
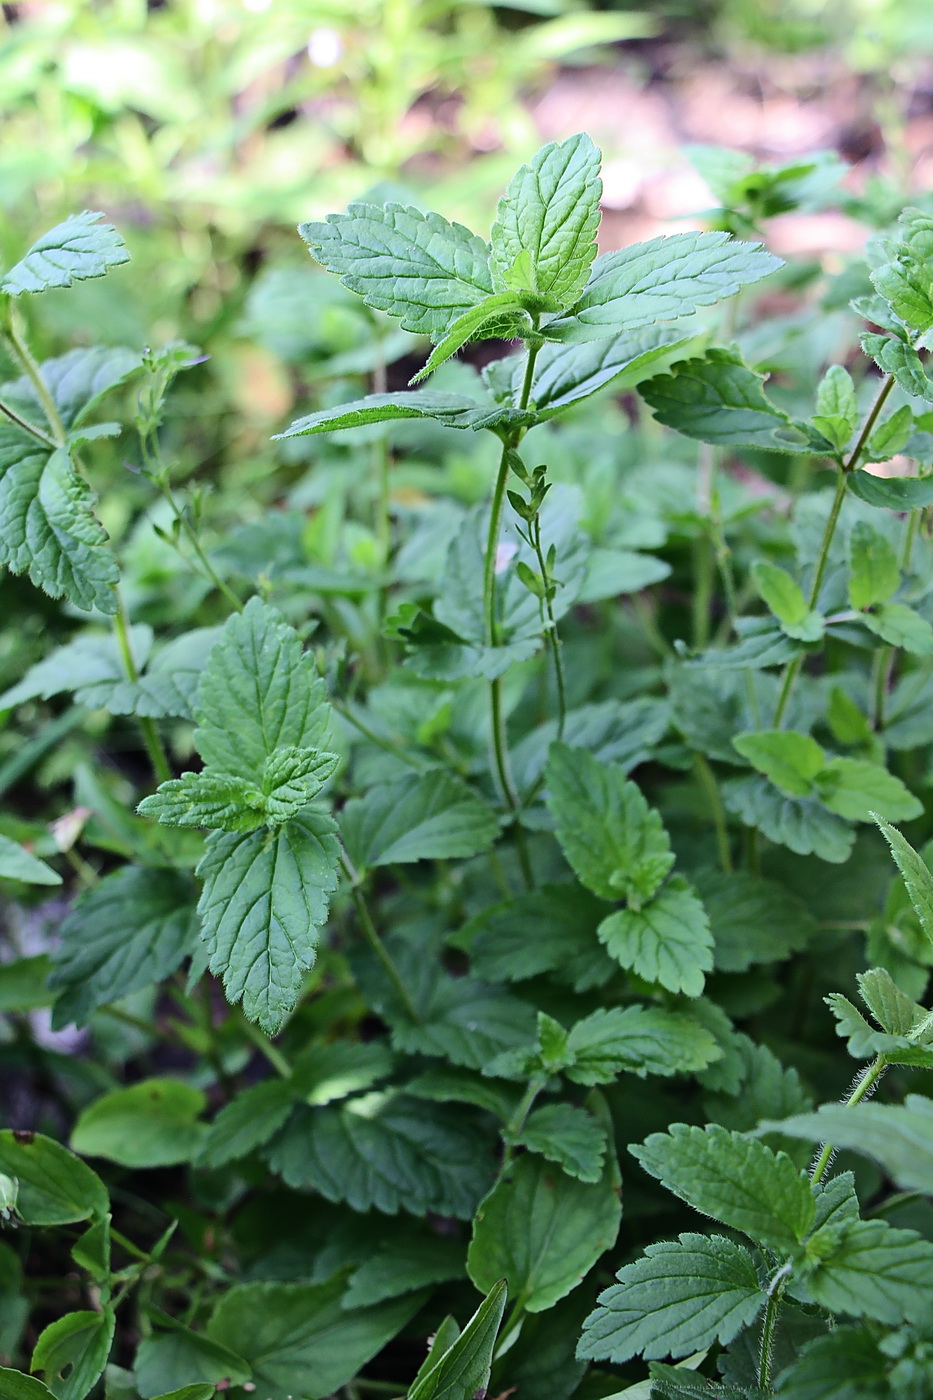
[640,347,811,451]
[410,293,528,384]
[694,870,814,972]
[71,1079,205,1168]
[197,811,340,1033]
[48,865,199,1029]
[407,1279,507,1400]
[545,233,780,343]
[2,211,128,295]
[275,390,518,438]
[578,1233,763,1363]
[467,1145,621,1312]
[0,1131,108,1226]
[139,770,265,831]
[0,627,150,711]
[517,1104,607,1182]
[722,775,855,864]
[867,404,913,462]
[871,252,933,333]
[815,365,858,426]
[342,1233,465,1309]
[341,770,498,870]
[704,1037,813,1133]
[760,1096,933,1195]
[815,757,921,822]
[6,346,143,429]
[565,1005,721,1083]
[598,878,713,997]
[31,1308,115,1400]
[848,468,933,510]
[0,832,61,885]
[193,1079,297,1168]
[528,326,696,417]
[772,1326,888,1400]
[825,993,905,1059]
[732,729,824,797]
[546,742,674,904]
[806,1218,933,1324]
[862,602,933,653]
[632,1123,815,1251]
[300,203,494,340]
[862,332,933,402]
[457,884,617,992]
[266,1093,494,1218]
[873,816,933,950]
[490,133,602,306]
[857,966,925,1036]
[848,521,899,609]
[751,562,823,641]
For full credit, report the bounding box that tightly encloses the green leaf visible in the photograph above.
[597,878,713,997]
[196,810,340,1034]
[871,252,933,333]
[862,332,933,402]
[407,1280,508,1400]
[139,749,339,832]
[0,832,60,885]
[467,1146,621,1313]
[410,293,528,384]
[0,1131,108,1225]
[0,627,149,711]
[207,1277,423,1400]
[133,1329,251,1398]
[867,404,913,462]
[266,1093,494,1218]
[732,729,825,797]
[772,1326,888,1400]
[490,133,602,307]
[194,597,331,785]
[546,742,674,904]
[825,994,901,1058]
[71,1215,110,1284]
[815,758,921,822]
[195,1078,297,1168]
[848,521,900,610]
[528,327,696,417]
[848,468,933,510]
[31,1309,115,1400]
[632,1123,815,1251]
[722,776,855,864]
[812,365,858,450]
[0,1372,54,1400]
[704,1037,813,1133]
[344,1234,466,1309]
[517,1104,608,1183]
[341,770,498,870]
[806,1218,933,1324]
[48,865,199,1029]
[564,1005,722,1083]
[151,1389,216,1400]
[874,815,933,950]
[2,212,128,295]
[578,1233,763,1364]
[300,202,494,340]
[762,1097,933,1194]
[857,966,925,1036]
[862,602,933,653]
[545,234,780,343]
[694,870,814,972]
[751,562,823,642]
[71,1079,206,1168]
[457,884,617,992]
[639,347,809,452]
[10,346,143,428]
[275,390,515,438]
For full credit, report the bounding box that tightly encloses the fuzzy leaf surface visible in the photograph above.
[597,878,713,996]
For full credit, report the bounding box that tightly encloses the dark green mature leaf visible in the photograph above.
[0,1132,107,1226]
[31,1308,115,1400]
[527,327,696,416]
[578,1233,763,1363]
[761,1097,933,1194]
[197,811,340,1033]
[266,1093,494,1218]
[0,1371,53,1400]
[0,626,149,711]
[564,1006,721,1083]
[874,816,933,950]
[343,1233,466,1308]
[407,1280,507,1400]
[545,234,780,343]
[49,865,199,1028]
[0,833,60,885]
[195,1079,297,1168]
[806,1218,933,1324]
[300,203,494,340]
[341,770,498,870]
[632,1123,815,1251]
[133,1328,251,1398]
[704,1038,812,1132]
[467,1146,621,1312]
[694,870,813,972]
[490,133,602,306]
[862,332,933,400]
[546,742,673,904]
[773,1326,889,1400]
[457,884,617,992]
[517,1104,607,1182]
[640,347,808,450]
[2,211,128,295]
[71,1080,206,1168]
[207,1277,423,1400]
[10,346,142,429]
[848,469,933,509]
[597,878,713,997]
[722,776,855,863]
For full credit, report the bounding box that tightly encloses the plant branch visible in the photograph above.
[2,306,66,446]
[340,850,421,1023]
[0,395,58,448]
[112,586,172,785]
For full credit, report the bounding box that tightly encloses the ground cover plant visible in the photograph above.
[4,130,933,1400]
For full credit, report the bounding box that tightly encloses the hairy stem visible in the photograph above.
[757,1276,787,1391]
[2,307,66,446]
[340,851,421,1023]
[810,1054,888,1187]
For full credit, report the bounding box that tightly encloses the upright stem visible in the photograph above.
[810,1054,887,1188]
[2,306,66,445]
[694,753,732,873]
[874,509,920,732]
[112,587,172,785]
[0,396,57,448]
[531,512,567,740]
[340,851,421,1023]
[757,1277,786,1391]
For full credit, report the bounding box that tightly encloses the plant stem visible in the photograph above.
[694,753,732,873]
[810,1054,888,1187]
[530,511,567,740]
[340,851,421,1023]
[239,1014,292,1078]
[0,395,57,448]
[112,586,172,784]
[2,307,66,446]
[757,1276,787,1391]
[873,509,920,732]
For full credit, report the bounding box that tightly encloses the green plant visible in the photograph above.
[5,132,933,1400]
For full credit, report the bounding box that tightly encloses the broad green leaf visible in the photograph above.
[632,1123,815,1251]
[815,758,921,823]
[694,870,814,972]
[71,1079,206,1168]
[772,1327,888,1400]
[195,1078,297,1168]
[848,468,933,510]
[871,252,933,333]
[527,327,696,417]
[490,133,602,306]
[344,1234,466,1309]
[300,203,494,340]
[812,365,858,451]
[862,602,933,653]
[704,1037,813,1133]
[722,776,855,863]
[195,598,331,785]
[197,810,340,1033]
[467,1146,621,1312]
[825,993,907,1058]
[692,616,801,670]
[31,1308,115,1400]
[848,521,899,609]
[2,212,128,295]
[517,1104,607,1182]
[292,1042,397,1105]
[578,1233,763,1363]
[207,1277,423,1400]
[0,1372,54,1400]
[639,348,809,451]
[511,697,671,801]
[867,404,913,462]
[597,878,713,997]
[806,1218,933,1324]
[564,1006,721,1083]
[761,1096,933,1195]
[457,884,617,992]
[873,816,933,950]
[857,966,925,1036]
[862,331,933,402]
[139,749,339,832]
[71,1215,110,1284]
[341,770,498,870]
[133,1329,251,1398]
[406,1279,507,1400]
[410,293,528,384]
[49,865,199,1029]
[8,346,143,429]
[0,832,60,885]
[266,1093,494,1218]
[0,627,150,711]
[545,233,780,343]
[751,562,823,642]
[0,1131,108,1225]
[275,391,518,438]
[732,729,825,797]
[409,1319,461,1397]
[546,742,674,904]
